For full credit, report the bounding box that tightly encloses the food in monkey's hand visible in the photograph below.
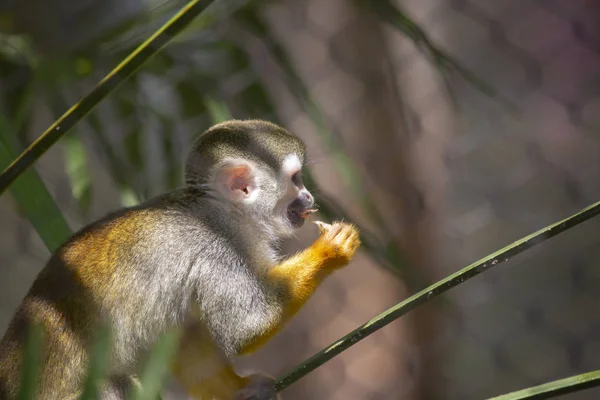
[314,220,332,235]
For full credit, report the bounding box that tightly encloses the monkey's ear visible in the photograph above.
[214,159,258,203]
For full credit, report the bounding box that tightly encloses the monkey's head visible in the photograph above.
[185,119,316,237]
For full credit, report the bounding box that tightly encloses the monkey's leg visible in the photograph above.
[240,222,360,355]
[172,323,264,400]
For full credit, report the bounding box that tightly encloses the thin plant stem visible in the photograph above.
[488,369,600,399]
[274,199,600,393]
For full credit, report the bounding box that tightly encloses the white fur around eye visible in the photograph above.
[281,153,301,177]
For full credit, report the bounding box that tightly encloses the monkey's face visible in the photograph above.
[249,152,316,237]
[209,152,315,237]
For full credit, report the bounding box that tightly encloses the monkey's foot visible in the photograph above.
[233,374,278,400]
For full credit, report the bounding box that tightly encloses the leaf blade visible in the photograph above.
[0,113,72,252]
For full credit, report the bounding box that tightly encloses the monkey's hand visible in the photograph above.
[237,221,360,357]
[312,221,360,271]
[233,373,279,400]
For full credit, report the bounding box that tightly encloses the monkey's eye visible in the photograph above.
[291,171,302,186]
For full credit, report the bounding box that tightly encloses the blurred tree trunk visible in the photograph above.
[314,3,439,399]
[252,0,442,398]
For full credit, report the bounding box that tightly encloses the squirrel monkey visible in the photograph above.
[0,120,360,399]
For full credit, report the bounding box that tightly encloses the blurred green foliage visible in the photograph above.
[0,0,433,280]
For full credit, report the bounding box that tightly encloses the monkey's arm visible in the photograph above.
[171,222,359,400]
[172,323,249,400]
[240,222,360,354]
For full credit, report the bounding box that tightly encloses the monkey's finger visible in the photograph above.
[346,232,361,252]
[336,224,359,249]
[347,226,360,242]
[335,223,357,241]
[327,223,345,239]
[314,221,332,235]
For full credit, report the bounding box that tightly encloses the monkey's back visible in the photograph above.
[0,189,233,399]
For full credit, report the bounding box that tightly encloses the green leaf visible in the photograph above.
[359,0,519,114]
[17,323,44,400]
[79,325,113,400]
[128,329,181,400]
[38,72,94,220]
[204,96,232,123]
[489,370,600,399]
[63,134,93,218]
[0,113,72,252]
[120,188,141,208]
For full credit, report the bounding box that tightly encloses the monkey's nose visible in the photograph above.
[299,189,313,203]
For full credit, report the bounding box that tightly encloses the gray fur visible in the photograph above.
[110,189,287,360]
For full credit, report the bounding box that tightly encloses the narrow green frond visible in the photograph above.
[128,329,181,400]
[63,135,93,218]
[79,325,113,400]
[274,199,600,393]
[41,81,94,220]
[204,96,232,123]
[0,113,72,252]
[16,324,44,400]
[489,370,600,399]
[358,0,519,115]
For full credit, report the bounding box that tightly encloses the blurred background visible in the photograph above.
[1,0,600,399]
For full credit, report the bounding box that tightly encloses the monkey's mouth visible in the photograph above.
[287,207,318,228]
